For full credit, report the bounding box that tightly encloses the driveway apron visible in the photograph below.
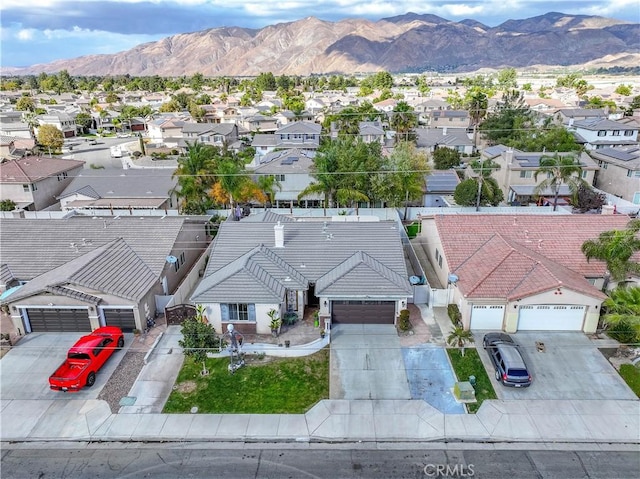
[330,324,411,400]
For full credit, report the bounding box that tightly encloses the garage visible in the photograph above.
[517,305,585,331]
[26,308,92,332]
[470,305,505,330]
[332,300,395,324]
[102,308,136,332]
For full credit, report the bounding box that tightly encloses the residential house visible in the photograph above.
[554,108,607,125]
[358,121,386,144]
[181,123,240,149]
[190,214,412,335]
[414,99,450,125]
[487,148,598,205]
[0,216,209,334]
[589,146,640,204]
[423,170,460,207]
[0,156,85,210]
[415,128,474,155]
[419,214,637,332]
[0,136,17,159]
[251,121,321,160]
[35,112,76,138]
[57,168,178,213]
[247,148,321,208]
[305,98,326,115]
[240,114,279,134]
[146,117,190,145]
[429,110,471,131]
[568,118,639,151]
[373,99,398,114]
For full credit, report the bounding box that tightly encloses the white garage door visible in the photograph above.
[470,305,505,330]
[518,305,585,331]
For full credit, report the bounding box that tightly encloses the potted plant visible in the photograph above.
[320,329,326,339]
[268,308,281,337]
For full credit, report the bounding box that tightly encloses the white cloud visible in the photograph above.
[16,29,35,40]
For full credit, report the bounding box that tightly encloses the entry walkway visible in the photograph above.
[330,325,410,400]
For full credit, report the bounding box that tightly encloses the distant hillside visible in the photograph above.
[3,12,639,76]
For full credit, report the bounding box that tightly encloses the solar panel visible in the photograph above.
[281,158,294,165]
[600,148,636,162]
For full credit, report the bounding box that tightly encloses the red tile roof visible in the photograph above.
[435,214,634,300]
[0,156,85,184]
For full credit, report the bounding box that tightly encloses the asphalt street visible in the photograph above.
[1,444,638,479]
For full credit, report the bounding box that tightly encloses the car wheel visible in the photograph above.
[495,370,501,382]
[86,372,96,387]
[117,336,124,349]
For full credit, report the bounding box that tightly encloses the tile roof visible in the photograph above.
[0,216,188,281]
[0,157,85,184]
[434,214,636,280]
[5,238,157,303]
[192,218,410,302]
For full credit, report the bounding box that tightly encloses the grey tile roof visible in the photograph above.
[241,211,296,223]
[0,216,187,281]
[5,238,157,303]
[316,251,412,297]
[0,263,16,286]
[192,218,410,302]
[58,168,176,200]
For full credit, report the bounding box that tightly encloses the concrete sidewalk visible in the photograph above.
[1,397,638,444]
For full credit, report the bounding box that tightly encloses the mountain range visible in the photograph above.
[4,12,639,76]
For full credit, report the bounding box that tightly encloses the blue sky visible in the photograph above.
[2,0,639,68]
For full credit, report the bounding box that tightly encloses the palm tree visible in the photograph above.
[601,286,640,343]
[534,152,586,211]
[447,326,475,357]
[171,141,215,213]
[390,101,417,144]
[581,219,640,289]
[469,159,502,211]
[256,174,282,208]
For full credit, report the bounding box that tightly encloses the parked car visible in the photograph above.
[87,139,97,145]
[49,326,124,392]
[482,333,532,387]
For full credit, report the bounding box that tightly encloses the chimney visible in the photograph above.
[274,221,284,248]
[506,148,514,164]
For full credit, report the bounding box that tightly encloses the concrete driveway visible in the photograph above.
[330,324,410,400]
[475,331,637,400]
[0,332,130,401]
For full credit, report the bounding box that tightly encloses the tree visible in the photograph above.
[105,92,119,105]
[615,84,633,96]
[453,176,503,208]
[0,199,17,211]
[433,148,461,170]
[509,122,580,152]
[383,142,428,219]
[533,152,586,211]
[16,96,35,112]
[479,90,531,146]
[496,68,517,91]
[572,184,606,213]
[178,317,220,362]
[159,99,181,112]
[172,141,216,214]
[581,219,640,287]
[389,101,417,143]
[469,159,502,210]
[256,174,282,207]
[447,326,474,356]
[75,112,92,134]
[37,124,64,155]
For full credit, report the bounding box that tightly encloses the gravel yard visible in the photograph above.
[97,351,146,413]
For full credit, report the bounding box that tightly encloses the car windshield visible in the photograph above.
[68,353,90,360]
[509,369,529,377]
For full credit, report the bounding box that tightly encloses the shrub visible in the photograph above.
[447,304,462,327]
[178,318,221,362]
[607,319,639,345]
[398,309,411,332]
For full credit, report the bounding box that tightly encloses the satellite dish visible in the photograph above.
[447,274,459,284]
[166,255,178,264]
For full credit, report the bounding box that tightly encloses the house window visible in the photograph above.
[57,172,68,181]
[275,174,285,182]
[221,303,256,322]
[612,130,620,136]
[435,249,440,262]
[22,184,29,192]
[597,130,606,136]
[519,171,532,178]
[582,171,588,178]
[628,170,633,177]
[31,183,37,191]
[633,192,640,204]
[602,163,608,169]
[624,130,634,136]
[634,171,640,177]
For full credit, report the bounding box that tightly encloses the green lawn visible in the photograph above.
[619,364,640,398]
[447,348,497,413]
[163,348,329,414]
